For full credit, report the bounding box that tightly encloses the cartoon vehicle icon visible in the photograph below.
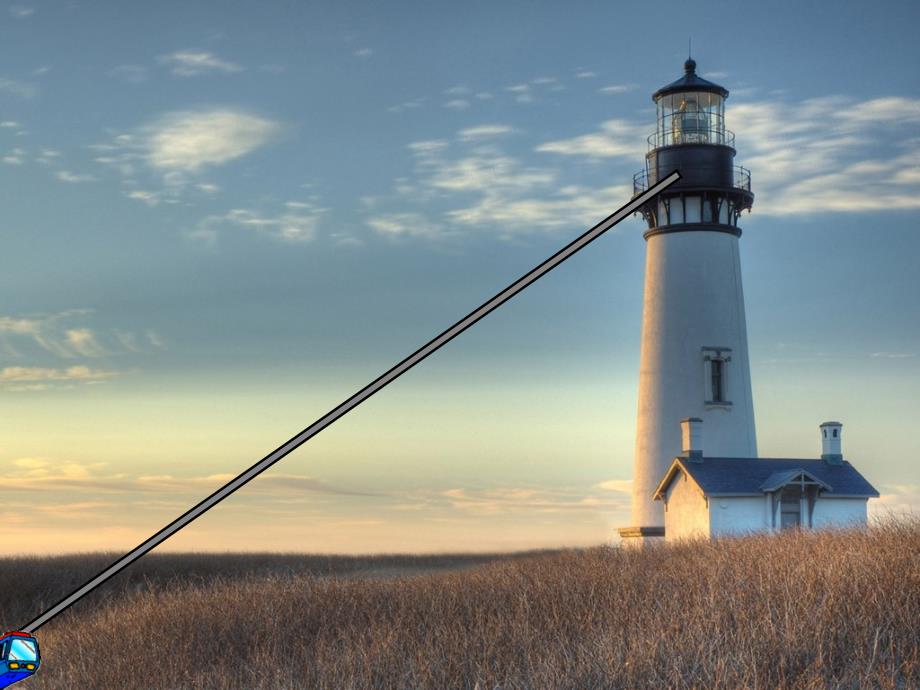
[0,632,40,689]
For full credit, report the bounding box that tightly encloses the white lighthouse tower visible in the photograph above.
[618,59,757,545]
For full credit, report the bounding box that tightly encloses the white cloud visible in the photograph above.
[536,119,647,160]
[597,84,637,95]
[97,109,281,198]
[596,479,633,493]
[428,154,554,193]
[0,365,119,383]
[443,99,470,110]
[56,170,98,183]
[194,202,324,244]
[125,190,160,206]
[9,5,33,18]
[0,120,19,128]
[387,97,426,113]
[726,95,920,215]
[353,47,373,58]
[367,212,445,240]
[158,50,242,77]
[445,181,631,233]
[65,328,107,357]
[407,139,448,155]
[458,125,515,141]
[0,309,150,361]
[575,70,596,79]
[145,109,279,172]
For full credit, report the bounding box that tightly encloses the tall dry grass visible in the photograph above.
[3,520,918,689]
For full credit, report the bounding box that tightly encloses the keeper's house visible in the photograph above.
[652,418,879,541]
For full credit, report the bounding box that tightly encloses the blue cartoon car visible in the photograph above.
[0,632,40,688]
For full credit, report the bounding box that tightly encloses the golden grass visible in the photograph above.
[3,520,918,689]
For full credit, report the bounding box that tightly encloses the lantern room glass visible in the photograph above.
[656,91,725,147]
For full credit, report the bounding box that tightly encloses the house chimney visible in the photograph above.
[820,421,843,464]
[681,417,703,462]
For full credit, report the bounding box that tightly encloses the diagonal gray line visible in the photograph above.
[21,170,679,633]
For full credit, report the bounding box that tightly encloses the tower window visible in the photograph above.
[702,347,732,405]
[685,196,701,223]
[702,198,713,223]
[711,358,724,402]
[670,197,684,224]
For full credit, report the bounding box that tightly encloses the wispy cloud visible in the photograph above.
[401,482,631,517]
[9,4,33,18]
[3,148,25,165]
[353,47,373,58]
[109,64,148,84]
[2,458,376,497]
[56,170,98,183]
[536,119,647,160]
[377,137,633,238]
[65,328,107,357]
[158,50,242,77]
[0,77,37,99]
[443,99,470,110]
[0,310,159,361]
[387,97,426,114]
[597,84,637,95]
[366,212,445,240]
[0,365,120,391]
[505,84,533,104]
[728,96,920,215]
[458,125,516,142]
[193,201,326,244]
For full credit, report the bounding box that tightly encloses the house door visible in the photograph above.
[779,487,801,529]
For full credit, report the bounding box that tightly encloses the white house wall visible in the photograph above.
[709,496,767,537]
[663,472,710,541]
[812,498,868,528]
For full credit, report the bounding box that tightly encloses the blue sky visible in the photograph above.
[1,0,919,553]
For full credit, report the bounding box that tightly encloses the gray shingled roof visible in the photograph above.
[659,456,879,498]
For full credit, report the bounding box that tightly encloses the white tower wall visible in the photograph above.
[630,229,757,530]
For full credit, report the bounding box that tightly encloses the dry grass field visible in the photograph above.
[2,520,918,689]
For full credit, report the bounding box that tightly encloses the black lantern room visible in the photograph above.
[633,59,753,237]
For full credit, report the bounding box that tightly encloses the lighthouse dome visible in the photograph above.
[652,58,729,101]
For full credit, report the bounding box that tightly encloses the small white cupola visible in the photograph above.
[820,421,843,465]
[681,417,703,462]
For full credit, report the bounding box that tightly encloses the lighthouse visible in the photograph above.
[618,59,758,545]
